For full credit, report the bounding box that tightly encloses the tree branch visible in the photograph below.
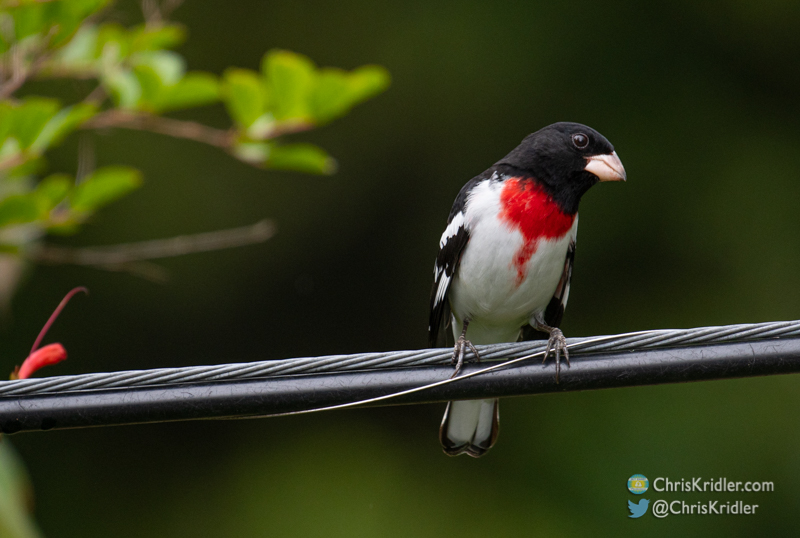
[0,46,29,100]
[28,219,276,273]
[0,28,58,100]
[0,152,29,172]
[82,110,235,148]
[259,120,316,140]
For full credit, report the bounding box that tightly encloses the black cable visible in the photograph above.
[2,337,799,434]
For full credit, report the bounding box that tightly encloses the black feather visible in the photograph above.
[428,221,469,346]
[427,174,494,347]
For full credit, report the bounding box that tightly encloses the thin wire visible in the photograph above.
[232,329,655,419]
[1,320,799,398]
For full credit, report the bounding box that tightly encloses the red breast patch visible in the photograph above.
[498,177,575,284]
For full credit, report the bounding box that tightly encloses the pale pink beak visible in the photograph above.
[585,151,626,182]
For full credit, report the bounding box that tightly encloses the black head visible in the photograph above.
[494,122,625,214]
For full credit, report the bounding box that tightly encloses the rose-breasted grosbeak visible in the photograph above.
[428,122,625,457]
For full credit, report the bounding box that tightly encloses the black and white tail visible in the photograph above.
[439,398,499,457]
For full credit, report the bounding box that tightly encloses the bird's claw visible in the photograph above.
[542,328,569,383]
[451,336,480,378]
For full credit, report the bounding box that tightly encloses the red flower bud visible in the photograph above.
[9,287,86,380]
[15,343,68,380]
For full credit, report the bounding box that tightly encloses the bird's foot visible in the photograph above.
[451,335,480,378]
[543,328,570,383]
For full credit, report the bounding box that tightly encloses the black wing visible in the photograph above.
[519,238,576,340]
[428,175,488,347]
[428,210,470,347]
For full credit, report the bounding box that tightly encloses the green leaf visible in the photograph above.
[155,72,219,112]
[0,153,44,180]
[30,103,97,153]
[131,64,163,109]
[232,141,270,164]
[34,173,72,214]
[0,440,42,538]
[309,65,391,124]
[0,102,14,142]
[130,51,192,111]
[0,138,22,165]
[346,65,391,104]
[10,4,47,42]
[0,99,65,174]
[96,22,131,63]
[129,23,186,52]
[50,21,185,77]
[222,68,267,128]
[266,143,336,175]
[70,166,142,213]
[48,0,109,48]
[103,70,141,109]
[9,98,60,149]
[308,68,353,124]
[0,194,39,227]
[7,0,106,46]
[262,49,316,121]
[53,25,98,69]
[132,50,185,85]
[6,0,108,53]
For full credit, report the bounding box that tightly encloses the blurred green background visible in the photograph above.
[4,0,800,535]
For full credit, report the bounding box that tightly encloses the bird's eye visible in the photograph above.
[572,133,589,149]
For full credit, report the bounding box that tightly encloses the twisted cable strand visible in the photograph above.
[2,319,799,397]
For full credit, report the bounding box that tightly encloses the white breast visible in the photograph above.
[448,179,578,344]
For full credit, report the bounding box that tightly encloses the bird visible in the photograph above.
[428,122,625,457]
[628,498,650,518]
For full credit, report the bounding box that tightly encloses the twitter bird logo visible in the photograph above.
[628,499,650,518]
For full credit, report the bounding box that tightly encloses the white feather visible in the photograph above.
[448,179,578,341]
[433,274,450,307]
[439,211,465,248]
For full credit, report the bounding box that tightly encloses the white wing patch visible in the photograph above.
[434,274,451,308]
[429,208,471,344]
[433,210,467,308]
[439,211,466,248]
